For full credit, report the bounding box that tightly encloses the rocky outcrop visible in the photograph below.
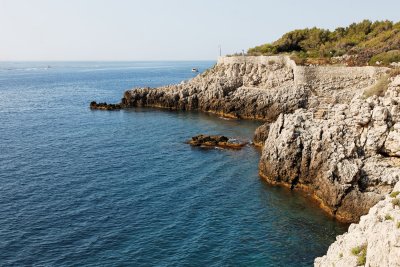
[315,181,400,267]
[122,56,303,121]
[259,78,400,222]
[122,56,386,122]
[90,101,122,110]
[188,135,248,149]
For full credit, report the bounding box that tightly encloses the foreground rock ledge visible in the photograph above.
[188,135,248,149]
[315,181,400,267]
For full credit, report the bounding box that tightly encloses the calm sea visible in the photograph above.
[0,61,347,266]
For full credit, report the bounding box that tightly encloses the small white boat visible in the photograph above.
[191,68,198,72]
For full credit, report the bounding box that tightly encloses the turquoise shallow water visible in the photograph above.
[0,61,347,266]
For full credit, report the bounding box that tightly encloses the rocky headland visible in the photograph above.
[100,54,400,266]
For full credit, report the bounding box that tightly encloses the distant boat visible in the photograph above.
[191,68,198,72]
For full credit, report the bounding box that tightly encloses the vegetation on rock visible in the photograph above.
[351,244,367,266]
[385,214,394,220]
[391,198,400,208]
[248,20,400,66]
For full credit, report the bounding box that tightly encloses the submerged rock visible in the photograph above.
[188,135,248,149]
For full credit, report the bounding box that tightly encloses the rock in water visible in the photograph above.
[90,101,122,110]
[188,135,247,149]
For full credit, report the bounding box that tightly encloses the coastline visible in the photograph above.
[95,55,400,265]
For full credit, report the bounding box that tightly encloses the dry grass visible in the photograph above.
[363,75,390,98]
[389,68,400,77]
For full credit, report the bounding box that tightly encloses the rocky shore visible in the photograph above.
[104,55,400,266]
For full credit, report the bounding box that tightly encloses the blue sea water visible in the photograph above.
[0,61,348,266]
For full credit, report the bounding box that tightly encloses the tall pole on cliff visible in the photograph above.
[219,45,221,57]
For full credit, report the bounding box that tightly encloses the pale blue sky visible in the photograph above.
[0,0,399,61]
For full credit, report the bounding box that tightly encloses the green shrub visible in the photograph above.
[363,75,390,98]
[247,20,400,65]
[369,50,400,66]
[392,198,400,208]
[397,222,400,228]
[351,244,367,266]
[385,214,394,220]
[390,191,400,198]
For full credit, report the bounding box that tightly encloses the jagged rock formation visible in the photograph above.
[314,181,400,267]
[259,77,400,222]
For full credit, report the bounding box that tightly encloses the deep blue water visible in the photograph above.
[0,61,347,266]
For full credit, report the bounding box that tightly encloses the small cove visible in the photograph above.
[0,61,348,266]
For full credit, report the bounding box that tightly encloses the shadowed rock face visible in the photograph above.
[119,55,399,223]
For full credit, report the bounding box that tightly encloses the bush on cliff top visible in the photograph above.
[248,20,400,66]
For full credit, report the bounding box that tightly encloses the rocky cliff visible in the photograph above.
[122,56,385,122]
[258,79,400,222]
